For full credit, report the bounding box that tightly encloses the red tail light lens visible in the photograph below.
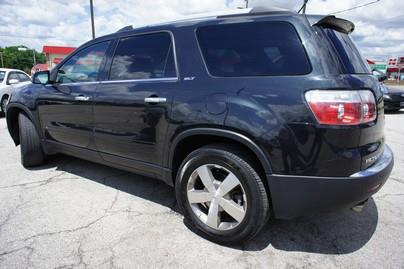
[305,90,376,125]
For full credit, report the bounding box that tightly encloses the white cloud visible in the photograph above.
[0,0,403,61]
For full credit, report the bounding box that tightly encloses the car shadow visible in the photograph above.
[31,154,378,255]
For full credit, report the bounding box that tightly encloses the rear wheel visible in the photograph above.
[18,113,45,167]
[176,144,270,244]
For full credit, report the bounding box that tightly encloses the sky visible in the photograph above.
[0,0,403,61]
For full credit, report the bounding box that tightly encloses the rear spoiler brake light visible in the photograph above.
[313,15,355,34]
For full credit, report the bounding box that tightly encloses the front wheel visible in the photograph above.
[175,144,270,244]
[18,113,45,167]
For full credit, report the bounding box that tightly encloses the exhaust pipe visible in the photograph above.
[351,199,368,213]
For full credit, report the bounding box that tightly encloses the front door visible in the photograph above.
[37,41,110,149]
[93,32,178,167]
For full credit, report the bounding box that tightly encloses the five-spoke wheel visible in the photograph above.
[187,164,247,230]
[176,144,270,244]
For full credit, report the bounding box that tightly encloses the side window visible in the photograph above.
[109,32,176,80]
[56,41,109,84]
[196,21,311,77]
[8,72,19,83]
[17,73,31,82]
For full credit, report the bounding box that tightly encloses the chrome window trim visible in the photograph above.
[99,77,178,84]
[49,81,100,86]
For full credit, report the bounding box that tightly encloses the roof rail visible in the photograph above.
[117,25,134,33]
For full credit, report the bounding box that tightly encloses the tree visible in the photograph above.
[0,46,46,74]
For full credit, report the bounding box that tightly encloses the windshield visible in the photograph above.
[318,28,371,74]
[0,71,5,83]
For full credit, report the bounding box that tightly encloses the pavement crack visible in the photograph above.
[0,171,69,189]
[390,176,404,184]
[10,214,108,245]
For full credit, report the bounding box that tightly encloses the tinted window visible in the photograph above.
[196,21,311,77]
[17,73,30,82]
[56,42,109,84]
[109,32,176,80]
[0,71,5,83]
[322,28,370,74]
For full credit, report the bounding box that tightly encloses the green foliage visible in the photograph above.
[0,46,46,74]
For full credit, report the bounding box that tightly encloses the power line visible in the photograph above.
[330,0,381,15]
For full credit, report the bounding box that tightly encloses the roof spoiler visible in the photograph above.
[313,16,355,34]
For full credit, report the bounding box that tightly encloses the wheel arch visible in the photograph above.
[6,104,37,146]
[1,94,9,111]
[167,128,273,184]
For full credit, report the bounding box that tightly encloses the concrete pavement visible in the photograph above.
[0,112,403,269]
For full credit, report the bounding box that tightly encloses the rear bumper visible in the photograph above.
[267,145,394,219]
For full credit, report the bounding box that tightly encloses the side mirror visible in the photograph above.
[33,70,50,84]
[378,75,387,82]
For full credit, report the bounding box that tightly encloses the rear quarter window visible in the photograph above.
[321,28,370,74]
[196,21,311,77]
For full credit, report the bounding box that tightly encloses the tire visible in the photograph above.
[0,97,7,117]
[18,113,45,167]
[175,144,270,244]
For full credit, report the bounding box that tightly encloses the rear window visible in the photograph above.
[196,21,311,77]
[321,28,370,74]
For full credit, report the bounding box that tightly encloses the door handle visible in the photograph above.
[74,96,90,101]
[144,97,167,104]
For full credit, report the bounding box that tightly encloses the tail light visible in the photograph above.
[305,90,376,125]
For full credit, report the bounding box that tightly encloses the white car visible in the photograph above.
[0,68,31,116]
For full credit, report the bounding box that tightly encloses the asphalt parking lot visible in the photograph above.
[0,111,403,269]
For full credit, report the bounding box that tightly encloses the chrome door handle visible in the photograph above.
[144,97,167,103]
[74,96,90,101]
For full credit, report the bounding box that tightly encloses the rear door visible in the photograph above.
[37,41,110,148]
[93,32,178,168]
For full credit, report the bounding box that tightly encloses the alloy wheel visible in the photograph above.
[186,164,247,231]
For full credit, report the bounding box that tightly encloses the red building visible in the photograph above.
[42,45,76,69]
[386,57,404,81]
[31,63,49,75]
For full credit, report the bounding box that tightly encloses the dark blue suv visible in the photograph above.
[6,7,394,243]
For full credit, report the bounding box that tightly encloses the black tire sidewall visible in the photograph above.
[18,113,44,167]
[176,147,268,243]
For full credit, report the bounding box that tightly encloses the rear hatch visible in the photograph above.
[313,16,385,171]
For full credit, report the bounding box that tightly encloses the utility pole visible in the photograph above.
[90,0,95,39]
[32,50,36,65]
[0,52,4,68]
[17,47,36,66]
[302,0,308,14]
